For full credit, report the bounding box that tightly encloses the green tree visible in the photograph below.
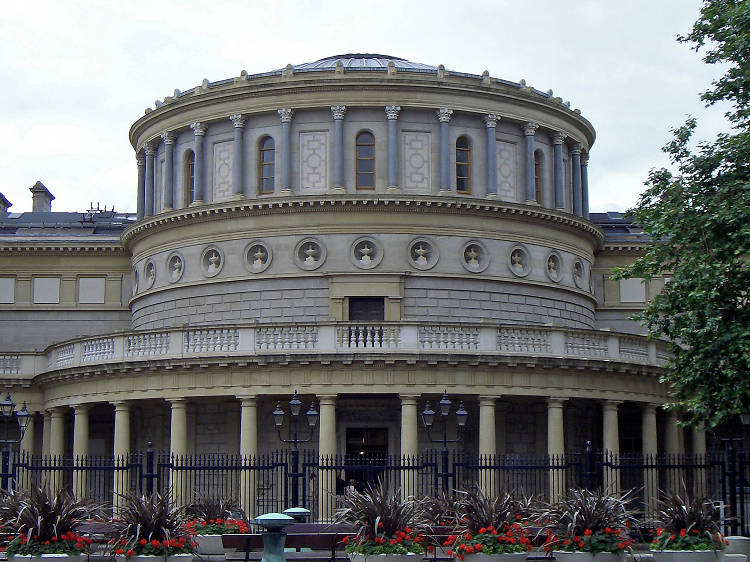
[613,0,750,427]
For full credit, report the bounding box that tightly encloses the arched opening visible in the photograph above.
[184,150,195,206]
[356,131,375,190]
[258,136,275,194]
[456,136,471,193]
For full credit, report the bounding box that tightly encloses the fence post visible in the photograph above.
[145,442,155,495]
[582,441,595,490]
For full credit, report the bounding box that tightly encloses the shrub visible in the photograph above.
[650,492,727,552]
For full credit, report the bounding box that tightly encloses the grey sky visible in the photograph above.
[0,0,727,214]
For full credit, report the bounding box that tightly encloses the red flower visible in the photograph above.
[584,529,592,536]
[126,549,135,557]
[115,548,124,555]
[151,539,161,548]
[139,539,147,546]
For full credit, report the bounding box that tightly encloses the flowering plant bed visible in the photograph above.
[112,537,192,558]
[551,527,632,554]
[442,524,531,559]
[6,532,93,556]
[650,526,728,552]
[343,527,427,555]
[184,518,249,535]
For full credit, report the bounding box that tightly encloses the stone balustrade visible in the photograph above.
[0,322,668,379]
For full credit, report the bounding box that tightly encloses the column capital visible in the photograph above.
[330,105,346,120]
[398,394,419,405]
[570,141,583,155]
[73,404,91,413]
[483,114,500,128]
[551,131,566,145]
[229,114,246,128]
[136,152,146,166]
[238,396,257,405]
[168,398,188,408]
[277,108,294,122]
[143,142,157,156]
[581,152,590,165]
[436,108,453,123]
[190,121,207,136]
[479,397,497,407]
[160,131,176,145]
[601,400,623,411]
[522,122,539,136]
[112,400,131,411]
[318,394,337,406]
[385,105,401,120]
[546,397,567,407]
[642,403,659,414]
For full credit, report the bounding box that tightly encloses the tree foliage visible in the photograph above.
[613,0,750,427]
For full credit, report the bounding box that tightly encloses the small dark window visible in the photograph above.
[348,297,385,321]
[356,132,375,190]
[259,136,275,194]
[456,136,471,193]
[534,150,543,203]
[184,150,195,205]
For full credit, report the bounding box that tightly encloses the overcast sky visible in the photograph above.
[0,0,728,214]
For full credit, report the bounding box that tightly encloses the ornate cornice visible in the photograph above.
[0,243,127,256]
[121,195,605,248]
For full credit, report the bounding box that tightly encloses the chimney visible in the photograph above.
[0,193,10,216]
[30,181,54,212]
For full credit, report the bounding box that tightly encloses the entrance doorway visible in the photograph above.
[344,427,389,492]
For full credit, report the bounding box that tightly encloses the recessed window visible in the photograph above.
[184,150,195,205]
[258,136,275,194]
[348,297,385,321]
[33,277,60,304]
[356,132,375,190]
[78,277,106,304]
[619,278,646,303]
[456,136,471,193]
[0,278,14,304]
[534,149,543,203]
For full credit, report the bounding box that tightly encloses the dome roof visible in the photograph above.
[291,54,437,73]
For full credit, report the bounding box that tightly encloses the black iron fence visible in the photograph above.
[1,446,747,535]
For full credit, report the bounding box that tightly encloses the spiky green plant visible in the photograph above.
[12,485,100,542]
[651,491,726,551]
[110,492,192,552]
[455,488,522,533]
[419,489,460,530]
[0,488,28,533]
[185,492,243,522]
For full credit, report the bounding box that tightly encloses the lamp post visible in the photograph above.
[421,390,468,492]
[272,390,319,508]
[0,393,31,491]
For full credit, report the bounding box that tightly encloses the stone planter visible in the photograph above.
[195,535,234,555]
[728,537,750,557]
[553,552,626,561]
[347,553,422,562]
[9,555,88,562]
[458,554,528,562]
[115,554,194,562]
[650,551,725,562]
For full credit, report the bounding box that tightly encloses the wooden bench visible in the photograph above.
[222,523,354,562]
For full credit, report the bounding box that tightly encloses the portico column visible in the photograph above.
[479,397,497,495]
[437,108,454,193]
[49,407,66,493]
[169,399,188,507]
[42,410,51,456]
[581,153,590,219]
[385,106,401,191]
[547,398,566,502]
[20,411,35,457]
[692,422,708,497]
[72,404,90,497]
[602,400,621,493]
[642,404,659,517]
[551,132,566,208]
[664,411,681,493]
[229,114,246,198]
[483,115,499,197]
[160,132,175,210]
[331,106,346,190]
[399,395,418,500]
[238,397,258,517]
[136,152,146,220]
[318,395,337,522]
[190,122,206,204]
[277,109,293,194]
[144,142,156,217]
[522,122,539,201]
[571,142,583,216]
[112,401,131,512]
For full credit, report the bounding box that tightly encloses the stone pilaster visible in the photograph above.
[385,105,401,191]
[437,108,453,193]
[331,106,346,190]
[160,132,176,210]
[581,152,590,219]
[484,115,499,197]
[136,152,146,220]
[571,142,583,216]
[230,114,246,198]
[551,132,566,209]
[522,123,539,202]
[190,122,207,204]
[144,142,156,216]
[277,109,293,194]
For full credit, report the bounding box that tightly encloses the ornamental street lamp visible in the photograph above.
[421,390,468,492]
[0,393,31,490]
[272,390,319,508]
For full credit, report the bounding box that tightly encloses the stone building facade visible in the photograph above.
[0,55,700,501]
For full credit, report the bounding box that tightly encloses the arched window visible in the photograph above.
[356,132,375,190]
[184,150,195,206]
[258,136,275,194]
[534,149,543,203]
[456,136,471,193]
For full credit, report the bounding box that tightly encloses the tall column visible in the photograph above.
[112,401,131,511]
[484,115,499,197]
[642,404,659,517]
[20,411,35,457]
[144,142,156,217]
[399,395,419,500]
[571,142,583,216]
[318,395,337,522]
[190,122,207,204]
[385,105,401,191]
[72,404,90,497]
[136,152,146,220]
[664,411,681,493]
[49,407,66,493]
[277,109,293,194]
[581,153,590,219]
[230,114,246,198]
[169,399,188,507]
[547,398,566,502]
[161,132,175,210]
[331,106,346,190]
[522,122,539,201]
[42,410,51,456]
[551,132,566,209]
[692,422,708,497]
[479,397,497,495]
[238,397,258,517]
[602,400,621,493]
[437,108,454,193]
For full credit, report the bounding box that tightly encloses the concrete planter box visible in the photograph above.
[553,553,626,561]
[650,551,725,561]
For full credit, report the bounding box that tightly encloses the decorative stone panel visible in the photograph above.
[350,237,383,270]
[166,252,185,283]
[496,140,517,201]
[402,132,431,191]
[294,238,326,271]
[299,132,328,192]
[201,246,224,278]
[212,141,233,202]
[407,237,438,270]
[545,251,563,283]
[461,240,489,273]
[508,245,531,277]
[244,240,272,273]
